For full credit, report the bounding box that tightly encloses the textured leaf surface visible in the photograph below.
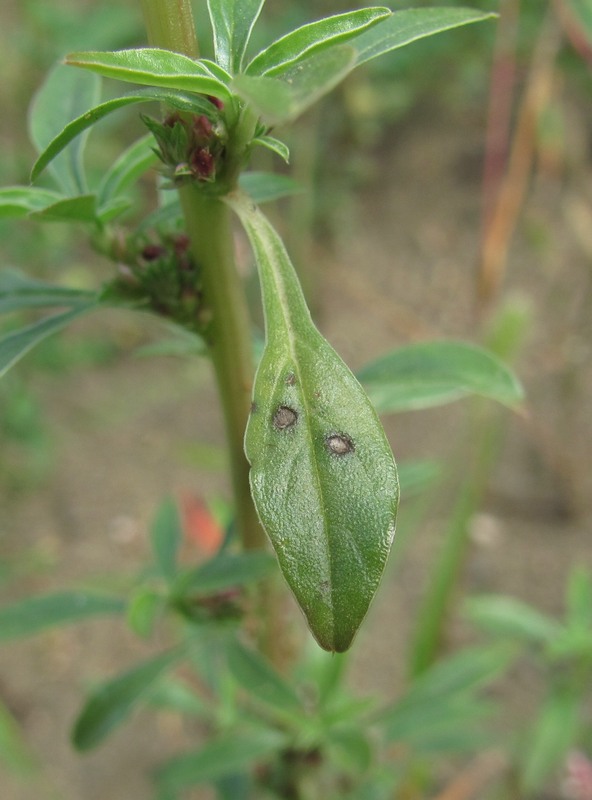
[246,7,390,76]
[66,49,231,100]
[0,592,124,640]
[358,340,524,413]
[229,193,398,652]
[207,0,266,73]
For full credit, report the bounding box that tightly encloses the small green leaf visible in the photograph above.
[207,0,266,73]
[246,7,390,76]
[65,49,231,101]
[233,45,356,125]
[150,497,183,582]
[98,134,158,206]
[226,639,302,714]
[173,551,276,597]
[228,192,399,653]
[0,269,96,314]
[29,64,101,195]
[72,648,182,750]
[352,7,497,67]
[0,698,37,775]
[0,187,63,219]
[29,194,99,223]
[147,677,209,718]
[251,135,290,163]
[0,303,98,379]
[466,595,562,644]
[358,340,524,413]
[126,587,164,638]
[239,171,302,204]
[31,88,217,183]
[156,728,286,791]
[0,592,124,641]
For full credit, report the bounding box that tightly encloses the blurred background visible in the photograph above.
[1,1,592,798]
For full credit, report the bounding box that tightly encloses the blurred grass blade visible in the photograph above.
[29,64,100,195]
[98,134,158,206]
[352,7,497,66]
[156,729,286,791]
[65,49,231,101]
[226,639,302,714]
[0,270,96,313]
[228,193,398,653]
[566,567,592,629]
[233,45,355,125]
[72,649,182,750]
[358,340,524,413]
[239,172,302,204]
[466,595,561,644]
[150,497,183,582]
[31,88,218,184]
[246,8,390,76]
[0,698,37,775]
[173,551,276,597]
[207,0,266,73]
[0,187,63,219]
[0,303,98,378]
[0,592,124,640]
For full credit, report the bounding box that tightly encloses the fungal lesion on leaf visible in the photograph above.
[285,372,296,386]
[325,433,355,456]
[273,404,298,431]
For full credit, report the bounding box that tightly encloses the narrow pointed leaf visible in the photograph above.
[247,7,390,76]
[207,0,266,73]
[0,698,37,774]
[0,187,63,219]
[29,64,101,195]
[234,45,355,125]
[239,172,302,204]
[252,135,290,163]
[30,194,98,223]
[352,7,497,66]
[0,270,95,313]
[65,49,231,101]
[173,551,276,597]
[31,89,217,183]
[0,592,124,641]
[72,649,182,750]
[226,640,302,714]
[358,340,524,413]
[98,134,158,205]
[150,497,183,582]
[466,595,561,644]
[0,303,97,378]
[228,192,398,653]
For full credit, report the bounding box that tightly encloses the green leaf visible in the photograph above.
[352,7,497,67]
[239,171,302,204]
[72,648,182,750]
[0,269,96,314]
[147,677,209,718]
[30,194,99,223]
[358,340,524,413]
[566,567,592,630]
[29,63,101,195]
[173,551,276,597]
[466,595,562,645]
[233,44,356,125]
[31,88,217,184]
[150,497,183,582]
[246,7,390,76]
[327,727,372,774]
[65,49,231,101]
[397,460,440,497]
[0,303,98,379]
[0,187,63,219]
[98,134,158,206]
[251,135,290,163]
[0,591,124,641]
[126,587,164,638]
[156,728,286,791]
[228,192,399,653]
[226,639,302,714]
[0,698,37,775]
[207,0,266,74]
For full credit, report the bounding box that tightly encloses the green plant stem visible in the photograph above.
[139,0,199,57]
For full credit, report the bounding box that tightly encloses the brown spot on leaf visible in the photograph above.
[286,372,296,386]
[273,405,298,431]
[325,433,354,456]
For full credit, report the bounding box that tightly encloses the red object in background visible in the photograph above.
[563,751,592,800]
[181,494,224,555]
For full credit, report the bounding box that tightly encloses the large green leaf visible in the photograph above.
[150,497,183,582]
[0,270,96,314]
[228,192,398,653]
[0,592,124,641]
[29,64,101,195]
[233,45,355,125]
[97,134,158,206]
[65,49,231,101]
[226,639,302,714]
[156,728,286,791]
[207,0,266,74]
[0,303,98,379]
[352,7,497,66]
[0,187,63,219]
[31,89,217,184]
[358,340,524,413]
[246,7,390,76]
[72,649,182,750]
